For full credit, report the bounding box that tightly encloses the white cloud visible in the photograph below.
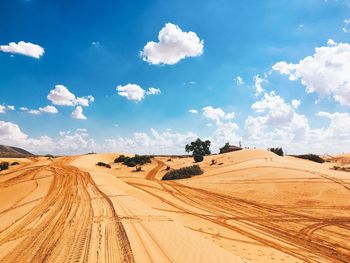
[117,84,145,101]
[28,110,40,115]
[141,23,204,65]
[0,105,16,113]
[343,19,350,33]
[71,106,86,120]
[7,105,15,111]
[273,39,350,106]
[291,99,301,109]
[202,106,235,124]
[234,76,244,86]
[39,105,58,114]
[0,105,5,114]
[47,84,94,106]
[146,87,161,95]
[254,75,264,95]
[104,128,198,154]
[0,41,44,59]
[188,109,198,114]
[20,107,28,111]
[116,84,160,101]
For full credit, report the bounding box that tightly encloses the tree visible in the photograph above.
[269,147,284,156]
[185,138,211,156]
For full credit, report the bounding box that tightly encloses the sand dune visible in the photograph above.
[0,149,349,262]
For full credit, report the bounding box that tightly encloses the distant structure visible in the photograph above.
[219,143,243,154]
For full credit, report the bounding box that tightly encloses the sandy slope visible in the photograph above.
[1,150,349,262]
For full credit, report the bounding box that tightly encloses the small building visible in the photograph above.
[219,144,242,154]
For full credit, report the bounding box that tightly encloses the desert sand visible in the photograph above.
[0,149,349,262]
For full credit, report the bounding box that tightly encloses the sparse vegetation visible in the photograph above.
[165,166,171,171]
[135,165,142,172]
[0,162,9,171]
[269,147,284,156]
[292,154,325,163]
[114,155,128,163]
[162,165,203,180]
[211,159,217,166]
[167,158,172,162]
[96,162,111,168]
[45,154,55,158]
[115,154,153,167]
[11,162,20,166]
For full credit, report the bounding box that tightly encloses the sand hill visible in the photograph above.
[0,149,349,262]
[0,145,34,158]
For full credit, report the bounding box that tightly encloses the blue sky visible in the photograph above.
[0,0,350,155]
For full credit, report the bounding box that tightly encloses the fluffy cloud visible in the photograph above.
[202,106,235,124]
[71,106,86,120]
[0,41,44,59]
[104,128,198,154]
[47,85,94,106]
[141,23,204,65]
[116,84,161,101]
[28,110,41,115]
[39,105,58,114]
[273,39,350,106]
[0,105,5,114]
[188,109,198,114]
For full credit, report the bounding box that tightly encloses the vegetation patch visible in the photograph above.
[96,162,111,168]
[162,165,203,180]
[292,154,325,163]
[11,162,20,166]
[0,162,9,171]
[268,147,284,156]
[115,154,153,167]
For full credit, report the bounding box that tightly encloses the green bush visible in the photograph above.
[293,154,325,163]
[0,162,9,171]
[96,162,111,168]
[123,155,153,167]
[194,154,204,163]
[114,155,128,163]
[162,165,203,180]
[11,162,20,166]
[269,147,284,156]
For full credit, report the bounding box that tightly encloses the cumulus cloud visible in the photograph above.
[0,41,44,59]
[116,84,161,101]
[71,106,86,120]
[188,109,198,114]
[291,99,301,109]
[39,105,58,114]
[202,106,235,124]
[273,39,350,106]
[47,85,94,106]
[141,23,204,65]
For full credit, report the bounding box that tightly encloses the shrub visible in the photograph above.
[114,155,128,163]
[165,166,171,171]
[135,165,142,172]
[0,162,9,171]
[162,165,203,180]
[45,154,54,158]
[269,147,284,156]
[11,162,20,166]
[293,154,325,163]
[96,162,111,168]
[123,155,153,167]
[211,159,217,166]
[194,154,204,163]
[167,158,172,162]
